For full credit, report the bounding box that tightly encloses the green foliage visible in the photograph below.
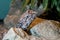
[51,0,60,16]
[51,0,59,10]
[56,0,60,12]
[11,0,48,12]
[11,0,15,4]
[21,0,30,12]
[43,0,48,10]
[12,0,60,17]
[31,0,37,10]
[19,0,49,12]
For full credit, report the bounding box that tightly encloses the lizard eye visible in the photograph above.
[28,10,30,13]
[28,10,33,14]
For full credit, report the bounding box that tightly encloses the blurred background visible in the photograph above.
[0,0,11,23]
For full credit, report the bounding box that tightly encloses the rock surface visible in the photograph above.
[30,20,60,40]
[4,0,22,29]
[3,28,47,40]
[4,14,20,29]
[3,18,60,40]
[0,24,8,40]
